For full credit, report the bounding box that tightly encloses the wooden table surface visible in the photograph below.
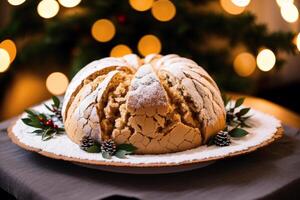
[230,93,300,129]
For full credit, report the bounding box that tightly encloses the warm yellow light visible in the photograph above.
[138,35,162,56]
[46,72,69,95]
[0,48,11,73]
[58,0,81,8]
[110,44,132,57]
[7,0,26,6]
[280,3,299,23]
[151,0,176,22]
[276,0,294,7]
[220,0,245,15]
[295,33,300,51]
[129,0,153,12]
[37,0,60,19]
[231,0,251,7]
[256,49,276,72]
[0,39,17,63]
[2,73,48,119]
[91,19,116,42]
[233,52,256,77]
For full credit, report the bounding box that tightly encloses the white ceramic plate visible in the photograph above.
[8,100,283,174]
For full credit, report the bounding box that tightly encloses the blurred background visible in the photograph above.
[0,0,299,121]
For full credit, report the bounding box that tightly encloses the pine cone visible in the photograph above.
[80,136,95,150]
[214,130,231,147]
[101,139,117,155]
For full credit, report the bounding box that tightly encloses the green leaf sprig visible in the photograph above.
[21,96,64,141]
[222,94,252,138]
[44,96,63,121]
[82,141,137,159]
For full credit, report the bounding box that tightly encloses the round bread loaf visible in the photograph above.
[62,54,226,154]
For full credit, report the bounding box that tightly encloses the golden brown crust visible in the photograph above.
[62,54,227,154]
[7,120,284,168]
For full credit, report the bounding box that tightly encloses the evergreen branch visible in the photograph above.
[21,96,64,140]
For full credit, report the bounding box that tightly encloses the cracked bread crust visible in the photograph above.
[62,54,226,154]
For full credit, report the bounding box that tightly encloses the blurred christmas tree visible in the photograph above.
[0,0,298,118]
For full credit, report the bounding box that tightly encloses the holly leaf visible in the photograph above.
[21,118,33,126]
[115,150,128,159]
[42,129,55,141]
[102,151,111,159]
[84,144,101,153]
[235,97,245,108]
[229,128,249,138]
[52,96,60,108]
[33,129,44,134]
[25,109,37,116]
[240,122,251,128]
[117,143,137,152]
[237,108,250,117]
[42,134,53,141]
[44,104,53,112]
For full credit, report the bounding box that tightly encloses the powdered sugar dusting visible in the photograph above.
[62,57,129,119]
[12,100,281,165]
[127,64,168,110]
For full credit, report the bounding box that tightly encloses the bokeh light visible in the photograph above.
[295,33,300,51]
[91,19,116,42]
[110,44,132,57]
[0,48,11,73]
[233,52,256,77]
[58,0,81,8]
[151,0,176,22]
[276,0,294,7]
[231,0,251,7]
[46,72,69,95]
[138,34,162,56]
[0,39,17,63]
[7,0,26,6]
[220,0,245,15]
[2,73,48,119]
[37,0,60,19]
[280,3,299,23]
[256,49,276,72]
[129,0,153,12]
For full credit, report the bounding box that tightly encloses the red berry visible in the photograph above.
[45,120,53,126]
[54,125,58,129]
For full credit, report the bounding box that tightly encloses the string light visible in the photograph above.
[37,0,60,19]
[280,3,299,23]
[46,72,69,95]
[256,49,276,72]
[7,0,26,6]
[233,52,256,77]
[0,48,11,73]
[91,19,116,42]
[0,39,17,63]
[151,0,176,22]
[110,44,132,57]
[220,0,245,15]
[58,0,81,8]
[276,0,294,7]
[129,0,153,12]
[231,0,251,7]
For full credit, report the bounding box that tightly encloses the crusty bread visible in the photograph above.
[62,54,226,154]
